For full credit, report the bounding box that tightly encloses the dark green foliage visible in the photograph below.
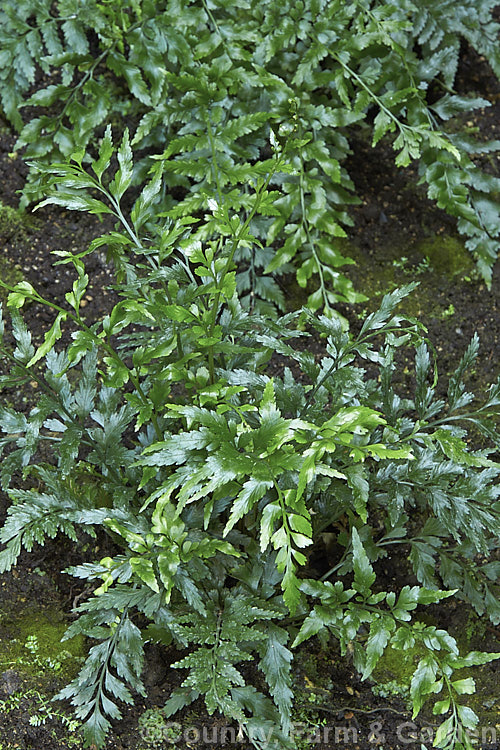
[0,131,499,748]
[1,0,500,309]
[1,1,500,747]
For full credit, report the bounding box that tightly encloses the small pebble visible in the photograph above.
[0,669,21,696]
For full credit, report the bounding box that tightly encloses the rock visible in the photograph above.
[0,669,21,695]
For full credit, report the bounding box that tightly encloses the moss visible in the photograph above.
[332,233,481,328]
[372,643,422,688]
[0,200,37,240]
[415,234,474,277]
[0,201,33,302]
[0,573,87,746]
[0,603,86,686]
[282,234,474,328]
[0,258,24,302]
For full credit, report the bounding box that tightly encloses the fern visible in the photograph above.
[57,608,146,748]
[2,0,500,305]
[0,54,499,748]
[402,0,500,85]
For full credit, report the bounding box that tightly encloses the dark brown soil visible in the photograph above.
[0,41,499,750]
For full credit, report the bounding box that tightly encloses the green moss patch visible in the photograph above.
[0,201,33,302]
[0,604,86,686]
[0,201,37,239]
[372,643,421,693]
[334,232,480,326]
[415,234,474,277]
[0,257,24,302]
